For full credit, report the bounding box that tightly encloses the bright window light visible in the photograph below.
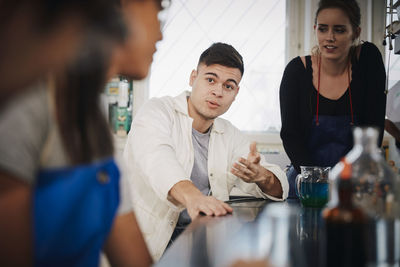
[149,0,286,132]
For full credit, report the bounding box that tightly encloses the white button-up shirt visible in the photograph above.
[123,91,288,261]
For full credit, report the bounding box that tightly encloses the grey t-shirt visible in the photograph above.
[0,86,53,183]
[177,127,211,225]
[0,85,132,214]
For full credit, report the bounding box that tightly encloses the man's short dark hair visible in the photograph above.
[198,43,244,76]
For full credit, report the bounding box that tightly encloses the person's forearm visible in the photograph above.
[280,66,312,171]
[281,130,313,172]
[169,181,233,219]
[104,212,152,267]
[0,172,32,266]
[168,180,203,206]
[256,174,283,199]
[388,126,400,142]
[385,119,400,142]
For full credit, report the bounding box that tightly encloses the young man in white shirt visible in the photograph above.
[123,42,289,260]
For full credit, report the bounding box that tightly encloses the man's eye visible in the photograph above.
[207,78,214,83]
[318,27,327,32]
[225,84,232,90]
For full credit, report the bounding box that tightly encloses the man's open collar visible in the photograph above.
[173,91,190,115]
[173,91,224,134]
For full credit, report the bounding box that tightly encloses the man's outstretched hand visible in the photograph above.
[231,142,282,198]
[169,181,232,220]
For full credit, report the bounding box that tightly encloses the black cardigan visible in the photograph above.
[279,42,386,173]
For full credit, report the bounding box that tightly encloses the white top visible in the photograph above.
[123,91,289,260]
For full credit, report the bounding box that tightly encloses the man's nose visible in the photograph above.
[211,84,224,96]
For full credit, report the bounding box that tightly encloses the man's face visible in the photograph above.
[188,63,241,121]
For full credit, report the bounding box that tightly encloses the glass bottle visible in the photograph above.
[295,166,330,208]
[329,127,400,217]
[328,127,400,265]
[323,160,367,267]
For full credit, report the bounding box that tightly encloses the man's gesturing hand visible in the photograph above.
[230,142,282,198]
[231,142,274,184]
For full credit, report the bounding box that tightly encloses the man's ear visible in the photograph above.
[189,69,197,86]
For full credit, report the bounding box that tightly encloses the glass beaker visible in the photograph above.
[296,166,330,208]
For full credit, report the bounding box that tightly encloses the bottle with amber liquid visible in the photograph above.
[327,127,400,265]
[322,160,366,267]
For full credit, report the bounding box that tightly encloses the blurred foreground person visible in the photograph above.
[0,0,125,104]
[230,259,270,267]
[0,0,167,266]
[110,0,164,80]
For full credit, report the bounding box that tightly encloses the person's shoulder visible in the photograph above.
[147,94,173,104]
[134,94,179,124]
[286,56,304,68]
[0,83,49,123]
[284,56,307,75]
[146,92,188,109]
[141,95,174,111]
[359,41,383,58]
[360,41,379,50]
[0,83,49,184]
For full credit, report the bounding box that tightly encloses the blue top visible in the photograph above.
[34,158,120,267]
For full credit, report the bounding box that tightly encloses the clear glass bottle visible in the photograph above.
[328,127,400,266]
[323,160,367,267]
[329,127,399,217]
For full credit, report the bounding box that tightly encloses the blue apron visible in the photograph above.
[33,158,120,267]
[287,115,354,198]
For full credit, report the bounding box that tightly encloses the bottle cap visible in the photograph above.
[118,80,129,107]
[340,158,352,180]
